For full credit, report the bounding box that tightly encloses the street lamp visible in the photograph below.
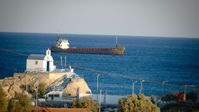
[96,74,100,102]
[132,80,138,95]
[183,84,194,102]
[139,80,145,94]
[162,81,168,96]
[99,89,102,112]
[183,85,187,101]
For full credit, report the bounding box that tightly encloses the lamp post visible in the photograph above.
[104,90,107,106]
[162,81,168,96]
[139,80,145,94]
[99,89,102,112]
[132,80,138,95]
[183,84,194,102]
[97,74,100,102]
[183,85,187,101]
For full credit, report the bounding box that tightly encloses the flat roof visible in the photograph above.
[32,107,91,112]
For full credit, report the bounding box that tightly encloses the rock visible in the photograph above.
[63,77,91,97]
[0,72,91,99]
[0,73,50,98]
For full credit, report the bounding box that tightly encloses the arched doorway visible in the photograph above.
[47,61,50,71]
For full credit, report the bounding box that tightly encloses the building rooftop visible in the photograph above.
[32,107,91,112]
[27,54,45,60]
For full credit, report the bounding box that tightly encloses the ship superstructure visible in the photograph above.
[54,38,70,49]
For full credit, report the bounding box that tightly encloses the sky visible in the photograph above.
[0,0,199,37]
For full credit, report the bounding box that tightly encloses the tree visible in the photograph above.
[161,94,178,102]
[72,97,99,112]
[38,82,47,98]
[7,92,32,112]
[118,94,160,112]
[0,86,7,112]
[187,92,197,102]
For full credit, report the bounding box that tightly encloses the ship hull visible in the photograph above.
[51,46,125,55]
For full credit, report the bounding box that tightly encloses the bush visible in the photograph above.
[72,97,99,112]
[7,92,32,112]
[161,94,178,102]
[187,92,197,102]
[38,82,47,98]
[0,86,7,112]
[118,94,160,112]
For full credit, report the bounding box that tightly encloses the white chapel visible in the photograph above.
[26,49,56,72]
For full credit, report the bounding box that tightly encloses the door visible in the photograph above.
[47,61,50,71]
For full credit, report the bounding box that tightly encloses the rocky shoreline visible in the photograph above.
[0,72,91,99]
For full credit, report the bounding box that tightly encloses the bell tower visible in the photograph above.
[46,48,51,56]
[44,48,56,72]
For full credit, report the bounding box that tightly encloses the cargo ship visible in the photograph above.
[51,38,125,55]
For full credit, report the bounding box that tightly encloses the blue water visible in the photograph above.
[0,32,199,96]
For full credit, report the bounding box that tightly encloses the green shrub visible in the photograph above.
[38,82,47,98]
[0,86,7,112]
[7,92,32,112]
[72,97,99,112]
[118,94,160,112]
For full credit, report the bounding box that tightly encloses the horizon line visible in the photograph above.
[0,31,199,39]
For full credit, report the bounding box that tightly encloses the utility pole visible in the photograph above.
[139,80,144,94]
[132,80,138,95]
[97,74,100,102]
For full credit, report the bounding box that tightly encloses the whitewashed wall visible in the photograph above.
[26,59,45,71]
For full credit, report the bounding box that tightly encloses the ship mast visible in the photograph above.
[115,36,118,48]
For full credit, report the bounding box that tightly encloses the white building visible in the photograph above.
[26,49,56,72]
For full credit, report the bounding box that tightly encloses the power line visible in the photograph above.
[0,48,28,56]
[0,48,199,89]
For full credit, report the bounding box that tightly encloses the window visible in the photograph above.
[35,61,38,65]
[48,94,60,97]
[54,94,60,97]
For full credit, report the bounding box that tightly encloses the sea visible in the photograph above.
[0,32,199,96]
